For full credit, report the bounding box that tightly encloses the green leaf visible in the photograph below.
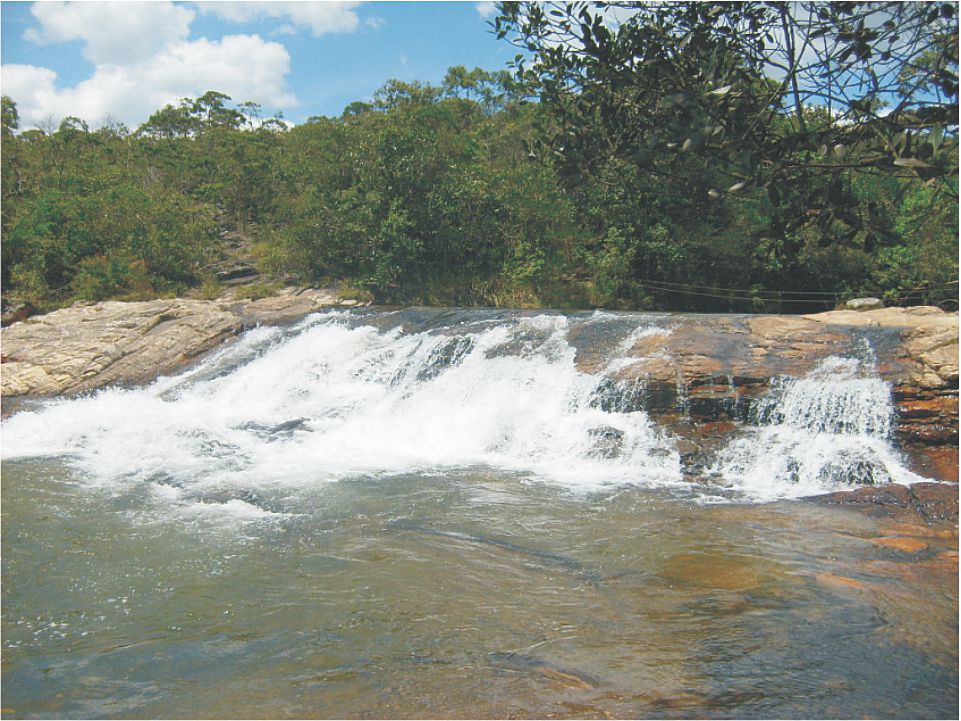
[706,85,732,97]
[893,157,935,169]
[662,93,686,108]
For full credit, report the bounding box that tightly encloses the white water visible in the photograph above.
[712,355,924,501]
[1,310,927,507]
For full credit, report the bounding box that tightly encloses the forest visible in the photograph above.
[1,1,957,314]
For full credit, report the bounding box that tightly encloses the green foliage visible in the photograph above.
[1,56,956,314]
[1,113,218,306]
[233,281,281,300]
[497,1,959,192]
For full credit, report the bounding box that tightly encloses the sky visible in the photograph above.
[0,1,515,130]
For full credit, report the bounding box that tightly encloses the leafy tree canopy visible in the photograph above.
[494,1,958,238]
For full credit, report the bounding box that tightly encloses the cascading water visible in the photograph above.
[0,310,685,519]
[0,309,927,512]
[711,353,924,501]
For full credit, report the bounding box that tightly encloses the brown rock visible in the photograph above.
[897,397,958,419]
[814,572,870,591]
[812,482,958,523]
[537,667,595,691]
[902,446,959,482]
[661,552,762,591]
[814,482,914,508]
[909,481,959,521]
[1,288,348,397]
[869,536,929,553]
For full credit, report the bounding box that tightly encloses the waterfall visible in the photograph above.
[1,309,927,506]
[0,311,681,500]
[711,355,923,501]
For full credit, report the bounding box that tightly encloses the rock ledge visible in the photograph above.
[1,288,360,397]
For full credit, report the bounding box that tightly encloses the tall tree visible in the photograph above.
[495,2,958,235]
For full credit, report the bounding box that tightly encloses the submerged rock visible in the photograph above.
[812,481,958,522]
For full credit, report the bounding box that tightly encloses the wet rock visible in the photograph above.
[813,483,916,511]
[685,382,746,421]
[660,552,764,591]
[909,482,960,521]
[603,309,957,446]
[817,456,890,486]
[902,446,959,483]
[814,572,871,592]
[587,425,624,458]
[811,482,958,523]
[486,652,597,691]
[869,536,929,553]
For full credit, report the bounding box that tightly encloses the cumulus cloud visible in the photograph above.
[5,1,305,130]
[476,2,497,18]
[5,34,295,130]
[24,1,195,65]
[200,1,361,37]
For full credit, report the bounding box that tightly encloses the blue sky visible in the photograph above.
[1,1,514,129]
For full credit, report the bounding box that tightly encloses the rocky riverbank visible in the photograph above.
[581,305,958,484]
[0,287,365,398]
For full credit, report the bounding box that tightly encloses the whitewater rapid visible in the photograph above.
[1,309,925,509]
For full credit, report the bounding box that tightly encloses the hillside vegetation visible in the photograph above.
[2,3,957,314]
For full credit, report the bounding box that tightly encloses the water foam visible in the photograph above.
[1,312,682,503]
[711,355,924,501]
[2,311,931,507]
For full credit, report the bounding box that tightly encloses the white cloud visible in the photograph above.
[24,1,194,65]
[476,2,497,18]
[200,1,361,37]
[3,1,303,130]
[3,35,296,130]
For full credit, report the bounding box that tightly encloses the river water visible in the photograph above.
[2,308,957,718]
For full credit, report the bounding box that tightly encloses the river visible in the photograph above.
[2,308,957,718]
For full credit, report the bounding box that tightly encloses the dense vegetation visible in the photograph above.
[1,2,957,314]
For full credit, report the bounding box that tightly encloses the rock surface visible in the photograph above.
[844,297,884,311]
[813,481,958,523]
[1,288,359,397]
[586,307,959,458]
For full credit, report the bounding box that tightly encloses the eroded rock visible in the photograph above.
[812,481,959,522]
[1,288,351,397]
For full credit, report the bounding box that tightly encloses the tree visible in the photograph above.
[2,95,19,137]
[494,2,958,236]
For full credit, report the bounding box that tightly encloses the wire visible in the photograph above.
[633,276,960,298]
[634,281,835,304]
[634,279,959,305]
